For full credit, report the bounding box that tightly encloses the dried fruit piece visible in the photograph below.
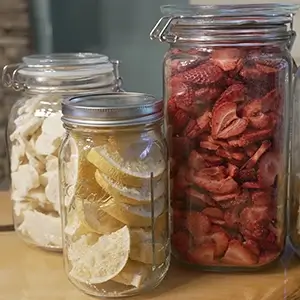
[186,188,216,207]
[251,190,272,206]
[214,84,246,108]
[188,243,216,264]
[186,212,211,239]
[211,48,242,71]
[257,152,279,188]
[221,240,258,266]
[195,87,223,103]
[202,207,224,220]
[211,231,230,256]
[199,141,219,151]
[243,239,260,256]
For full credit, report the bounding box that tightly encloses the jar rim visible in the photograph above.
[61,92,164,127]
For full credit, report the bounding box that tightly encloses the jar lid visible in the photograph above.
[61,92,164,127]
[18,53,114,78]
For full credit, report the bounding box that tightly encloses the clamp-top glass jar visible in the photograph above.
[150,4,299,270]
[3,53,123,251]
[59,93,169,297]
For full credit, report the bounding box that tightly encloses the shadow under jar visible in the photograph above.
[59,93,170,297]
[3,53,123,251]
[150,4,299,271]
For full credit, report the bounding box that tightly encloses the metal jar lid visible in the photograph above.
[61,92,164,127]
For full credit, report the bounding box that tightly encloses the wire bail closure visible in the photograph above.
[111,60,124,91]
[2,63,26,91]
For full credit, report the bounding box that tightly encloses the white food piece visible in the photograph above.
[14,112,33,127]
[39,171,55,187]
[10,117,43,141]
[46,155,59,172]
[10,139,25,172]
[17,95,45,115]
[41,112,65,138]
[27,187,48,204]
[25,151,45,174]
[11,164,40,197]
[45,170,60,213]
[14,201,36,217]
[35,133,61,155]
[18,210,62,248]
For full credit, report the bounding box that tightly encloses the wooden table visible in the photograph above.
[1,192,300,300]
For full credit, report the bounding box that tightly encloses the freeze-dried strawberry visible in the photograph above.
[200,141,219,151]
[201,153,224,166]
[172,109,190,134]
[221,240,258,266]
[176,62,223,85]
[240,206,271,225]
[211,48,242,71]
[171,81,195,108]
[217,149,245,161]
[241,140,271,169]
[202,207,224,220]
[227,163,239,178]
[186,212,212,239]
[172,230,191,255]
[258,251,279,265]
[195,166,227,179]
[240,66,264,81]
[242,182,261,189]
[186,188,216,207]
[211,231,230,256]
[224,208,240,228]
[251,190,272,206]
[245,144,260,157]
[207,135,231,150]
[212,192,240,202]
[195,86,223,103]
[171,58,205,75]
[188,150,206,171]
[196,110,211,130]
[184,111,211,139]
[168,96,178,117]
[210,218,226,226]
[188,243,216,264]
[260,231,278,251]
[239,168,257,182]
[243,239,260,256]
[257,152,279,188]
[212,102,248,139]
[214,84,246,108]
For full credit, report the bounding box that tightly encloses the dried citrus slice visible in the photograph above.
[101,196,165,227]
[86,142,165,188]
[95,170,166,205]
[69,226,130,284]
[112,260,150,288]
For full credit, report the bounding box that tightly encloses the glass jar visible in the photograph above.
[150,4,299,270]
[3,53,123,250]
[59,92,170,297]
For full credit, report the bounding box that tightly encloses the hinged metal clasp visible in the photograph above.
[2,63,26,91]
[149,16,179,43]
[111,60,124,92]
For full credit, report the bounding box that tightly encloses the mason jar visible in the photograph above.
[3,53,123,251]
[150,4,299,270]
[59,92,170,297]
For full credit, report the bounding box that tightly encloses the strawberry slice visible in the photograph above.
[211,48,242,71]
[171,81,195,107]
[177,62,223,85]
[251,190,272,206]
[171,230,192,256]
[243,239,260,256]
[186,212,211,239]
[186,188,216,207]
[257,152,279,187]
[172,109,190,134]
[221,240,258,266]
[195,86,223,103]
[188,242,216,264]
[188,150,206,171]
[239,168,257,182]
[227,163,239,178]
[211,231,230,256]
[258,251,280,265]
[224,208,240,228]
[202,207,224,220]
[214,83,246,108]
[200,141,219,151]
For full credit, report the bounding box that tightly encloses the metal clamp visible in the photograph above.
[111,59,124,91]
[150,16,180,43]
[2,63,26,91]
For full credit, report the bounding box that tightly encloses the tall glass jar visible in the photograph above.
[59,93,170,297]
[3,53,123,251]
[150,4,299,270]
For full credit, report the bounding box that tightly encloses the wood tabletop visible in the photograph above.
[1,192,300,300]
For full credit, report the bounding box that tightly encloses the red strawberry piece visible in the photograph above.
[201,153,224,166]
[224,208,240,228]
[257,152,279,188]
[239,168,257,182]
[202,207,224,220]
[211,48,242,72]
[255,63,277,74]
[258,251,279,265]
[241,140,271,169]
[240,66,264,81]
[240,206,271,225]
[168,97,178,117]
[188,242,216,264]
[200,141,219,151]
[186,212,212,239]
[210,218,226,226]
[207,135,231,150]
[251,190,272,206]
[221,240,258,266]
[243,239,260,256]
[227,163,239,178]
[171,58,205,75]
[240,224,269,241]
[260,231,279,251]
[212,102,248,139]
[226,77,243,86]
[172,109,190,133]
[211,225,227,234]
[211,231,230,256]
[245,144,260,157]
[186,188,216,207]
[171,81,195,108]
[196,110,211,131]
[214,84,246,108]
[184,119,202,139]
[188,150,206,171]
[260,89,281,113]
[195,166,227,179]
[194,86,223,104]
[216,149,245,161]
[171,230,192,255]
[176,62,224,85]
[212,192,239,202]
